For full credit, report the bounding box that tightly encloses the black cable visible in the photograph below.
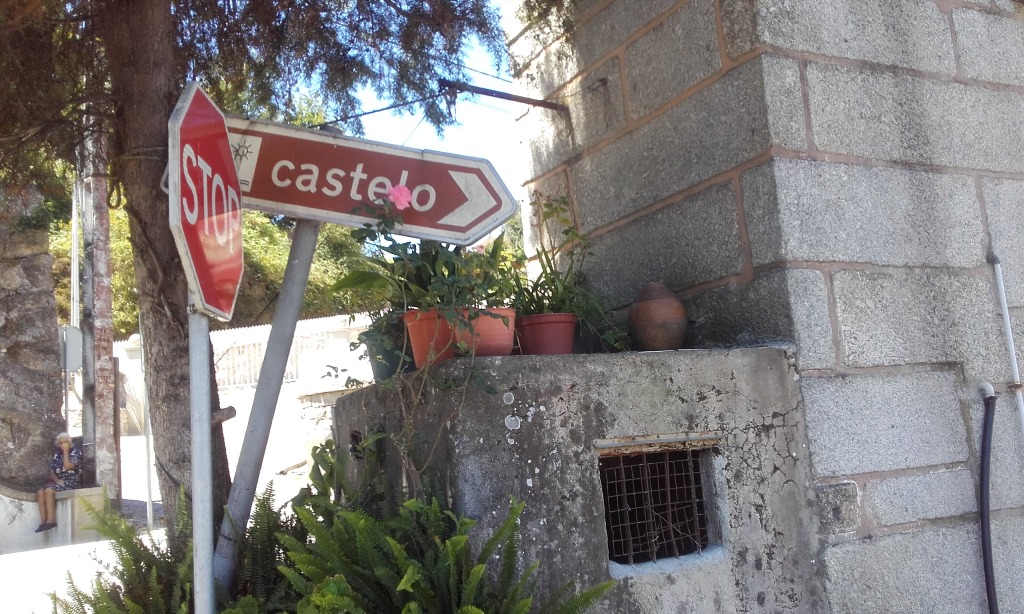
[979,386,1000,614]
[314,93,443,128]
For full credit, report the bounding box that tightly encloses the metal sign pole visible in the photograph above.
[212,218,320,590]
[188,300,214,614]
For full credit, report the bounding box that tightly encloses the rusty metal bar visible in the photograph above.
[438,78,568,112]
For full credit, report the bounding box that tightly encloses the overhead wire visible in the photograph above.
[315,93,443,128]
[401,112,428,146]
[314,54,517,129]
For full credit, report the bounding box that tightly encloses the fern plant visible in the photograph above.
[279,496,613,614]
[231,483,300,612]
[49,489,194,614]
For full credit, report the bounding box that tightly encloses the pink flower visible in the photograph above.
[386,185,412,210]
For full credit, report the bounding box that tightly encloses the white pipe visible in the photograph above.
[988,255,1024,446]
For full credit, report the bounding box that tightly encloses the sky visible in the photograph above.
[353,51,533,220]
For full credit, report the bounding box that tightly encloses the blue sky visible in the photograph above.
[354,55,532,214]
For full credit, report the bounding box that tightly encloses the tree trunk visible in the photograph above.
[96,0,231,535]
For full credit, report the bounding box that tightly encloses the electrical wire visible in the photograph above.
[315,93,443,128]
[401,113,428,146]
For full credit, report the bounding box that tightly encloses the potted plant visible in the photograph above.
[351,308,411,381]
[401,235,517,365]
[512,194,627,355]
[452,234,519,357]
[335,186,516,370]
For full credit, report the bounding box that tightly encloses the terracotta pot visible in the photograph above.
[517,313,578,355]
[402,309,455,368]
[628,282,687,351]
[453,308,516,356]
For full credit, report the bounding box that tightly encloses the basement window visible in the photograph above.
[597,438,719,565]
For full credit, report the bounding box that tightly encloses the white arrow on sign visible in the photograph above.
[437,172,497,227]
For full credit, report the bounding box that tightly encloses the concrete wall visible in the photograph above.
[334,348,825,612]
[513,0,1024,611]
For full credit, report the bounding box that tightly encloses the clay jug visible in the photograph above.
[628,282,687,351]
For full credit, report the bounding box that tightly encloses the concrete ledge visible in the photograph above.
[55,487,105,545]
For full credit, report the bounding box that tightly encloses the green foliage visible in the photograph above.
[48,209,370,338]
[277,438,612,614]
[216,484,302,613]
[49,489,194,614]
[0,0,560,180]
[335,234,512,317]
[49,206,140,338]
[280,496,612,614]
[292,436,393,523]
[517,0,579,33]
[45,435,612,614]
[236,484,299,610]
[336,197,523,358]
[514,194,628,351]
[217,212,370,329]
[10,204,53,230]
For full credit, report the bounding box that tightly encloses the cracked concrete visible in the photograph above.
[334,347,825,612]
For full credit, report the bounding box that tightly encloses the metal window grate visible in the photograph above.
[599,449,709,564]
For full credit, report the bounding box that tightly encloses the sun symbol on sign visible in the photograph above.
[232,140,254,163]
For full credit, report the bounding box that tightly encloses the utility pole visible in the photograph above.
[80,136,120,495]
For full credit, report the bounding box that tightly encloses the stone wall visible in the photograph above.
[514,0,1024,611]
[0,189,65,487]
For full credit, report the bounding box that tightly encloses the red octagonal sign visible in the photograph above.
[168,83,243,321]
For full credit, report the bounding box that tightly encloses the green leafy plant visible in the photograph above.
[49,489,194,614]
[46,431,612,614]
[279,497,613,614]
[10,203,53,231]
[233,483,299,612]
[279,436,612,614]
[514,194,628,351]
[335,193,520,359]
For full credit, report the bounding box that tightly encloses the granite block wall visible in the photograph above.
[514,0,1024,611]
[0,189,65,487]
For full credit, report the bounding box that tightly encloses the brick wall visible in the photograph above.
[516,0,1024,611]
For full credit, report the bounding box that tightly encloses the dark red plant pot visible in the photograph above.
[516,313,578,355]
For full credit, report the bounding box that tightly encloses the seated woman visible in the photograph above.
[35,432,82,533]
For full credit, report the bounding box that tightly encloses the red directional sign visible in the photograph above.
[224,117,517,245]
[168,83,244,321]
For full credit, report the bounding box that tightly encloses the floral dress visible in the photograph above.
[44,447,82,491]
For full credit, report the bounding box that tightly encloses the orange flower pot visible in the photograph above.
[453,308,516,357]
[402,309,456,368]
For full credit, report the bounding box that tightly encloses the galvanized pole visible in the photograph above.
[189,301,214,614]
[140,327,155,529]
[70,174,81,330]
[212,219,320,591]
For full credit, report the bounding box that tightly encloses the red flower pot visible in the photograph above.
[516,313,578,355]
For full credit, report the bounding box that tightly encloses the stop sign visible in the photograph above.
[168,83,243,321]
